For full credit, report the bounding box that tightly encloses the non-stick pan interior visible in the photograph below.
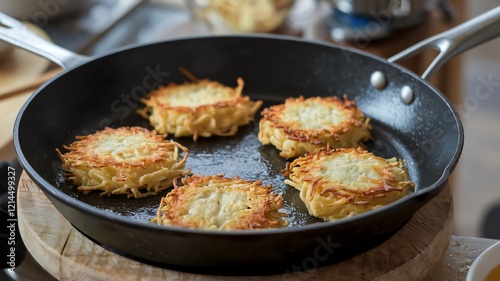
[15,35,462,231]
[16,36,462,226]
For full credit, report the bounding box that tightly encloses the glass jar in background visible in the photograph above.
[186,0,295,34]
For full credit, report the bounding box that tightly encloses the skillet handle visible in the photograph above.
[0,12,89,69]
[388,6,500,80]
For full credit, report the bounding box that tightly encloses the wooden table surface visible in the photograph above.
[426,236,498,280]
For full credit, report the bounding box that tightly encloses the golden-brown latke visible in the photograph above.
[284,146,414,221]
[138,77,262,141]
[56,126,189,198]
[258,95,372,159]
[154,174,289,230]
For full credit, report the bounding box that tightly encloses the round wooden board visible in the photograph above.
[17,172,453,281]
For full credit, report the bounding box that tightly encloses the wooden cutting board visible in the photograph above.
[17,172,453,281]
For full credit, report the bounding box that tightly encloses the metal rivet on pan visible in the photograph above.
[401,85,414,105]
[370,71,387,90]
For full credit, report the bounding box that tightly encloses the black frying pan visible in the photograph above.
[1,8,499,275]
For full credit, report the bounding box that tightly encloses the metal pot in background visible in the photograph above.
[334,0,430,22]
[327,0,453,41]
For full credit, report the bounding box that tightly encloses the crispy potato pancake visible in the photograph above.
[56,126,189,198]
[138,78,262,141]
[154,174,289,230]
[258,95,372,158]
[284,147,414,221]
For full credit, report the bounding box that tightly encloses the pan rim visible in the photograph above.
[14,34,464,236]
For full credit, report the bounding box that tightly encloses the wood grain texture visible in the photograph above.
[17,172,453,281]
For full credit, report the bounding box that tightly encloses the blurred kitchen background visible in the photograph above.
[455,0,500,239]
[0,0,499,239]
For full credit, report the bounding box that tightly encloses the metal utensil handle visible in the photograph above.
[388,6,500,80]
[0,12,88,69]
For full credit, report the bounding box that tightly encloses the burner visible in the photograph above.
[326,9,392,42]
[326,0,432,42]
